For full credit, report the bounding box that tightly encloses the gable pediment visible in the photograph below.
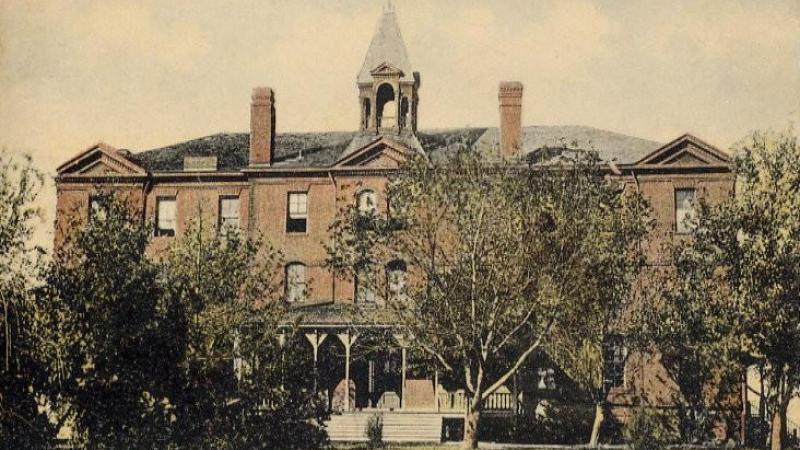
[634,134,731,168]
[334,137,410,168]
[57,142,147,177]
[370,62,404,78]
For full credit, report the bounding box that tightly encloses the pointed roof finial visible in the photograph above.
[358,0,413,83]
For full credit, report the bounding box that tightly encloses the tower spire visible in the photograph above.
[357,0,420,135]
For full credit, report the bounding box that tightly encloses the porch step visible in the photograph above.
[326,412,444,442]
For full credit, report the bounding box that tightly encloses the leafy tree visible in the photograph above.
[545,177,650,446]
[631,244,740,443]
[160,216,328,449]
[326,146,647,449]
[36,193,175,447]
[0,151,53,447]
[662,128,800,450]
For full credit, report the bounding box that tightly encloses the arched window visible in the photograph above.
[357,190,378,215]
[285,263,306,303]
[355,264,375,303]
[386,260,407,300]
[376,83,396,128]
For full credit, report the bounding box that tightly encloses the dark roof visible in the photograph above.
[128,126,662,172]
[285,302,398,327]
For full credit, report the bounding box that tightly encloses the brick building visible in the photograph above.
[54,3,735,443]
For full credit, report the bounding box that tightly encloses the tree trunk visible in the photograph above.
[462,400,481,450]
[589,402,604,446]
[770,402,786,450]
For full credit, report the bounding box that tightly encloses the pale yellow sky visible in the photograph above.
[1,0,799,249]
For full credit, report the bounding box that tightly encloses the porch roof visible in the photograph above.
[285,302,399,328]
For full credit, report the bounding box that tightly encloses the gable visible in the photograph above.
[57,142,147,177]
[370,62,404,78]
[634,134,731,168]
[334,137,411,168]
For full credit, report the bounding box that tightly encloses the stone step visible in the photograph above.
[326,413,445,442]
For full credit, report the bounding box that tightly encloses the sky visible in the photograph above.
[1,0,799,249]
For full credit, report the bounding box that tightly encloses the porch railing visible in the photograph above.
[436,390,516,413]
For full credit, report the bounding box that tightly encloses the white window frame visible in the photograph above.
[675,188,697,234]
[219,196,241,231]
[287,192,308,233]
[89,195,107,222]
[386,260,407,300]
[285,263,306,303]
[355,265,376,303]
[357,190,378,215]
[156,197,177,237]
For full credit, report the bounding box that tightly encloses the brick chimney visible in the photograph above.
[498,81,523,158]
[249,87,275,166]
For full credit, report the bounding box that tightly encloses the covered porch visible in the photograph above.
[286,304,526,417]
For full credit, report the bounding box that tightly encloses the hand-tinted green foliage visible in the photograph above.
[632,245,740,443]
[327,144,649,448]
[0,151,53,447]
[161,218,328,449]
[36,193,173,448]
[624,406,677,450]
[646,128,800,449]
[543,156,652,444]
[36,197,328,448]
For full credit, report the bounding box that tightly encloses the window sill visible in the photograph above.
[285,232,309,237]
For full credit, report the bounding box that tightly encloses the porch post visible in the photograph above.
[512,371,519,416]
[337,332,359,412]
[277,333,287,388]
[435,369,440,412]
[304,331,327,393]
[401,347,407,409]
[394,334,409,410]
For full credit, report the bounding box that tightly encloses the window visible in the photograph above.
[285,263,306,303]
[386,260,407,300]
[537,368,556,390]
[219,196,240,231]
[675,188,696,234]
[155,197,176,237]
[89,195,107,222]
[358,190,378,215]
[287,192,308,233]
[355,265,376,303]
[602,335,626,390]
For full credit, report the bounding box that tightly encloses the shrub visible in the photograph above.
[624,406,677,450]
[366,413,384,449]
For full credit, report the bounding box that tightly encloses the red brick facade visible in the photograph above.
[52,3,737,439]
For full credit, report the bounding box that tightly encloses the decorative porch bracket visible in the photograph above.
[336,332,360,412]
[305,332,328,392]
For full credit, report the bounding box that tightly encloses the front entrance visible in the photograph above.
[313,329,405,412]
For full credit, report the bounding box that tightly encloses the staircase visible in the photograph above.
[326,412,444,443]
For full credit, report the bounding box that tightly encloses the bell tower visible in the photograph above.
[357,1,420,136]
